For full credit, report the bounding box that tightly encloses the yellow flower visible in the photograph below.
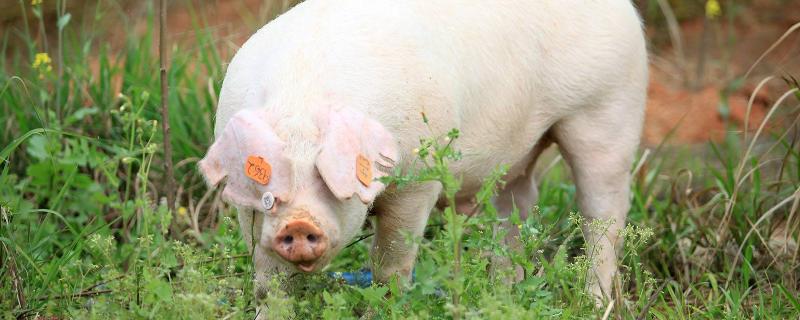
[705,0,721,20]
[32,52,51,68]
[177,206,188,216]
[31,0,42,6]
[32,52,52,79]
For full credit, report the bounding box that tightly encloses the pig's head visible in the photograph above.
[198,107,398,272]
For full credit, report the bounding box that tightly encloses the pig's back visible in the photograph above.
[215,0,647,183]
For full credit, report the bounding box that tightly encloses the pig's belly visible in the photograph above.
[448,118,552,200]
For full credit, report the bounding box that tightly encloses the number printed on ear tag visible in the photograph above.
[261,192,275,211]
[356,154,372,187]
[245,155,272,185]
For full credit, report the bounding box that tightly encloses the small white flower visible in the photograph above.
[144,143,158,153]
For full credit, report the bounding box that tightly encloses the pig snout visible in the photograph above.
[272,219,328,272]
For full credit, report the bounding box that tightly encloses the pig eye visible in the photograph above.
[261,192,276,211]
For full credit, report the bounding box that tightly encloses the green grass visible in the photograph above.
[2,1,800,319]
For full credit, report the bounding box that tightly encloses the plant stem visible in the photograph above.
[695,16,710,90]
[448,192,461,319]
[1,207,26,310]
[56,0,65,123]
[655,0,687,87]
[159,0,176,214]
[452,235,461,319]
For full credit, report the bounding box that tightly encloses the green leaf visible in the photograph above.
[359,286,389,305]
[778,284,800,312]
[65,107,99,126]
[147,278,174,303]
[160,251,178,268]
[1,128,47,163]
[57,13,72,31]
[26,135,50,160]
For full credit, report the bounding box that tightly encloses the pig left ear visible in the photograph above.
[315,108,399,204]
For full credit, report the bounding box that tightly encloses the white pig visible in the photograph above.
[199,0,647,312]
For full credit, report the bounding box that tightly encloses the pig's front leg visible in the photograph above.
[252,247,293,320]
[237,206,261,254]
[237,206,292,320]
[370,182,442,283]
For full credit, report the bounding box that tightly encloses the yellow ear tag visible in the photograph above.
[356,154,372,187]
[245,155,272,185]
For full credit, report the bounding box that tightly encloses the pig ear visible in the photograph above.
[198,127,234,187]
[315,108,399,204]
[198,109,292,201]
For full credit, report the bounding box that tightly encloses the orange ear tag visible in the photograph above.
[356,154,372,187]
[244,155,272,185]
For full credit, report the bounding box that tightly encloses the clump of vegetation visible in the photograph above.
[2,1,799,319]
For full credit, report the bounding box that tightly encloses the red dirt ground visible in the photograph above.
[5,0,800,145]
[640,1,800,145]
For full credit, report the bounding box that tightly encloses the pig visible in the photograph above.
[198,0,648,313]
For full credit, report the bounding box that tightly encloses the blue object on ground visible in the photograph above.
[329,269,416,288]
[330,270,373,287]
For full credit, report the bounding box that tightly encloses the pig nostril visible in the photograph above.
[282,235,293,245]
[307,234,317,242]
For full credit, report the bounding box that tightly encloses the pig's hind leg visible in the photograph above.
[492,170,537,282]
[491,137,550,282]
[551,92,644,302]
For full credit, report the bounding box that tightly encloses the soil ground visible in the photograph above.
[4,0,799,145]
